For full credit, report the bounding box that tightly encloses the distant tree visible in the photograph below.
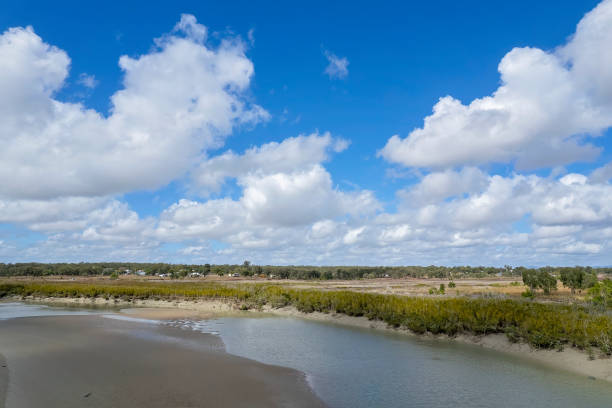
[560,268,584,294]
[538,271,557,295]
[522,269,557,295]
[522,269,539,293]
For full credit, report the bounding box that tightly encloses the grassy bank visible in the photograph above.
[1,281,611,355]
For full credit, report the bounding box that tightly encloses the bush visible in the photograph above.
[448,281,456,288]
[521,290,534,299]
[589,279,612,309]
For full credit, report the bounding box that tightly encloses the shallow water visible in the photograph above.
[179,316,612,408]
[2,303,611,408]
[0,302,100,319]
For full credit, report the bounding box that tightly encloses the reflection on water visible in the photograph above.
[182,316,612,408]
[0,302,100,319]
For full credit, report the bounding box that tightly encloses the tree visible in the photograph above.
[522,269,538,293]
[560,268,584,294]
[522,269,557,295]
[538,271,557,295]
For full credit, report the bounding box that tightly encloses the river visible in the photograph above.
[2,302,611,407]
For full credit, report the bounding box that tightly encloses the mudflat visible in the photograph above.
[0,315,324,408]
[0,353,7,408]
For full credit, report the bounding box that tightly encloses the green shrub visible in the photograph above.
[1,280,611,354]
[589,279,612,309]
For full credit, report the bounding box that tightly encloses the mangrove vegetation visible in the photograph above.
[1,280,611,356]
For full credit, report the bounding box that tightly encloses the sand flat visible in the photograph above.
[0,315,324,408]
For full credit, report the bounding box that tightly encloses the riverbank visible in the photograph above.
[8,295,612,384]
[0,311,324,408]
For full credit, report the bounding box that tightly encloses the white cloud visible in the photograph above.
[399,167,488,206]
[0,16,267,200]
[159,165,379,238]
[191,132,348,194]
[241,165,377,227]
[3,5,612,267]
[77,73,98,89]
[380,0,612,170]
[247,28,255,45]
[589,160,612,183]
[324,50,349,79]
[173,14,207,43]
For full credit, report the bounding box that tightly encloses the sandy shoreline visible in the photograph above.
[0,313,324,408]
[6,295,612,384]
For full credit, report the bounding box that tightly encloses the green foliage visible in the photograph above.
[110,272,119,280]
[448,281,456,288]
[3,263,610,280]
[521,290,534,298]
[589,279,612,309]
[1,281,611,354]
[509,281,521,287]
[522,269,557,295]
[559,267,597,294]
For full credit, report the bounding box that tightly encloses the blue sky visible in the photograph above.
[1,0,612,265]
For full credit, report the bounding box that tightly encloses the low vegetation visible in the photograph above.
[1,280,611,356]
[1,262,610,280]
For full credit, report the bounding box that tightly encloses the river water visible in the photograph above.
[179,315,612,408]
[2,303,611,407]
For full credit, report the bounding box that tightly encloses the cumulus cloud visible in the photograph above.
[323,50,349,79]
[7,168,612,264]
[0,16,267,200]
[3,5,612,266]
[399,167,488,206]
[379,0,612,170]
[159,165,379,239]
[0,197,153,240]
[191,132,349,194]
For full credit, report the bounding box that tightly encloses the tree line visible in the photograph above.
[1,262,611,281]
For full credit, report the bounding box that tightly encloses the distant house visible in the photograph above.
[136,270,146,276]
[158,273,168,278]
[190,272,201,277]
[231,273,240,278]
[383,274,391,278]
[123,269,132,275]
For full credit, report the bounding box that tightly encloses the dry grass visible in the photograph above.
[0,275,585,303]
